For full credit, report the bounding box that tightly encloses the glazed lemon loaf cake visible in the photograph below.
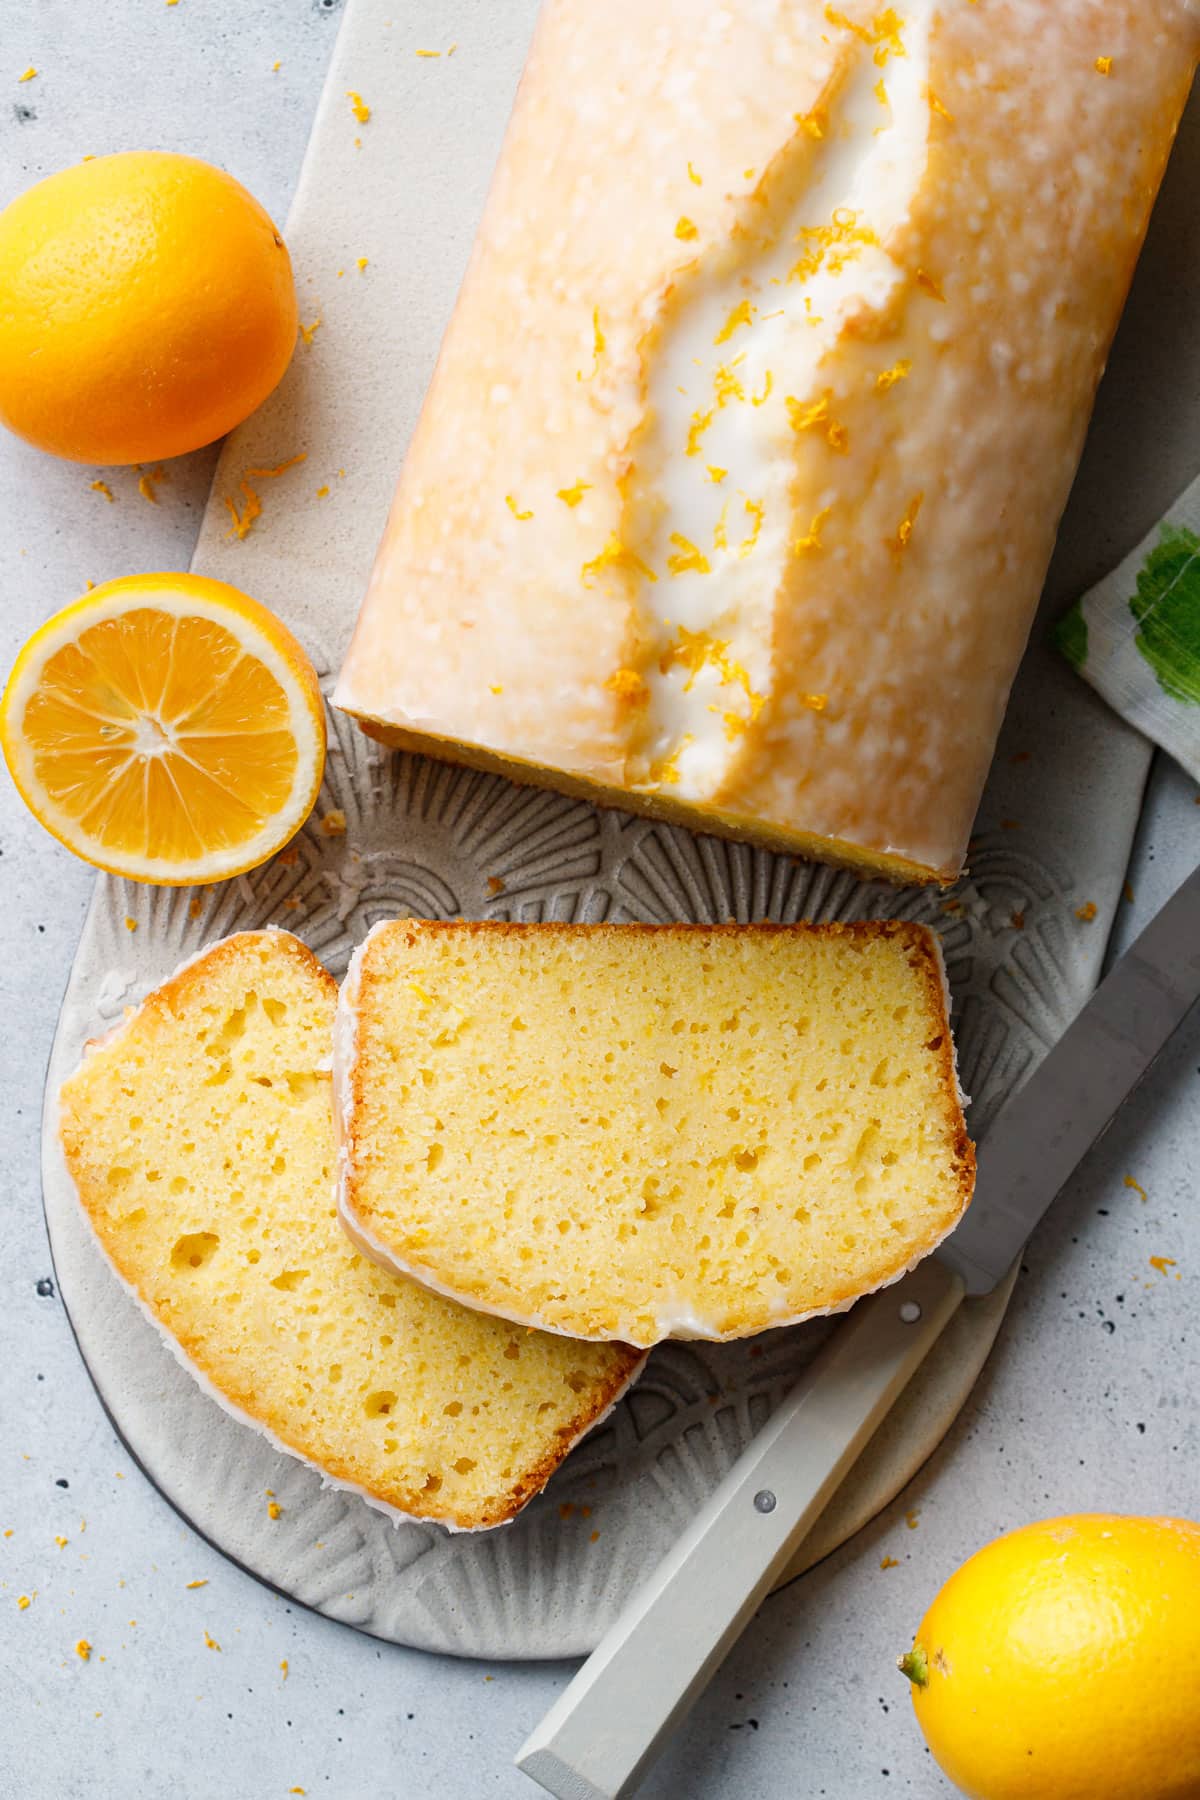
[334,0,1200,884]
[336,920,974,1347]
[58,931,642,1531]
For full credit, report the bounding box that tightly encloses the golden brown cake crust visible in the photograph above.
[60,930,643,1531]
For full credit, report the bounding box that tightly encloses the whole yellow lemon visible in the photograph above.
[0,151,297,464]
[900,1514,1200,1799]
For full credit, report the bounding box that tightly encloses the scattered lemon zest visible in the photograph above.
[185,1579,208,1590]
[706,464,727,484]
[272,60,281,72]
[1124,1175,1148,1203]
[751,371,773,407]
[880,1555,900,1569]
[316,484,330,498]
[356,256,368,272]
[906,1511,920,1530]
[713,499,731,552]
[687,161,702,185]
[715,300,754,345]
[281,1659,289,1679]
[823,6,906,65]
[1075,900,1097,921]
[916,267,945,301]
[90,480,114,504]
[137,466,167,504]
[204,1630,221,1651]
[1095,55,1113,75]
[556,480,591,508]
[793,508,831,555]
[791,209,878,285]
[489,684,503,696]
[18,68,37,83]
[55,1536,68,1550]
[714,709,743,739]
[18,1595,31,1611]
[739,500,764,558]
[224,453,307,540]
[319,811,346,838]
[876,358,912,391]
[668,532,711,576]
[267,1501,282,1520]
[505,494,533,521]
[674,216,699,242]
[795,107,826,139]
[924,85,954,121]
[76,1639,92,1660]
[576,307,606,382]
[582,533,657,586]
[1150,1256,1177,1275]
[299,316,322,348]
[686,409,714,457]
[641,737,692,789]
[713,362,745,407]
[874,77,889,107]
[786,390,847,451]
[604,668,649,705]
[661,627,761,715]
[886,493,923,555]
[415,48,440,57]
[346,90,370,123]
[124,916,137,932]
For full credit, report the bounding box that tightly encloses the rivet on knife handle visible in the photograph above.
[516,1258,965,1800]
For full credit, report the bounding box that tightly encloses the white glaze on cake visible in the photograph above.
[335,0,1200,881]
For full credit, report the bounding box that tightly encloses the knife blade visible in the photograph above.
[942,860,1200,1293]
[517,864,1200,1800]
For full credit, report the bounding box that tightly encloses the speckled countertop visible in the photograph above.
[1,7,1198,1798]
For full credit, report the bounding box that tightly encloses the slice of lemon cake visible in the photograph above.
[336,920,974,1347]
[59,931,642,1531]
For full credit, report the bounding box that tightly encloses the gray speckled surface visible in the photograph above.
[1,7,1198,1797]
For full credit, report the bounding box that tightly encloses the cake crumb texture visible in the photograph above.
[341,921,974,1346]
[59,931,641,1529]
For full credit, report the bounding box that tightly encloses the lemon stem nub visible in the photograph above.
[898,1646,929,1688]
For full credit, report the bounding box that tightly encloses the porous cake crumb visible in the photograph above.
[337,920,973,1346]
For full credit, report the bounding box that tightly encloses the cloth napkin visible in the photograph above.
[1056,481,1200,782]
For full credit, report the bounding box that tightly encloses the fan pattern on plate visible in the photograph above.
[52,693,1102,1657]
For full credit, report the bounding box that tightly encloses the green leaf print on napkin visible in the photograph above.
[1129,522,1200,706]
[1054,598,1088,671]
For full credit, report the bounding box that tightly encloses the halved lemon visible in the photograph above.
[1,573,326,884]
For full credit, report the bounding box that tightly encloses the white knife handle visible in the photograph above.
[517,1257,965,1800]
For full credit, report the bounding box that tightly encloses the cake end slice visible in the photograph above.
[59,930,643,1530]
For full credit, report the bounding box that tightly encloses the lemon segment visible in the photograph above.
[2,574,325,884]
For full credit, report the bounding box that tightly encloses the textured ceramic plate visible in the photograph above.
[41,0,1197,1659]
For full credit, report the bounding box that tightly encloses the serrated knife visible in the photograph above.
[517,864,1200,1800]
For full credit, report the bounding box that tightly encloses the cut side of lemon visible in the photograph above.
[2,573,326,884]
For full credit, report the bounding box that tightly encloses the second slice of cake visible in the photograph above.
[336,920,974,1347]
